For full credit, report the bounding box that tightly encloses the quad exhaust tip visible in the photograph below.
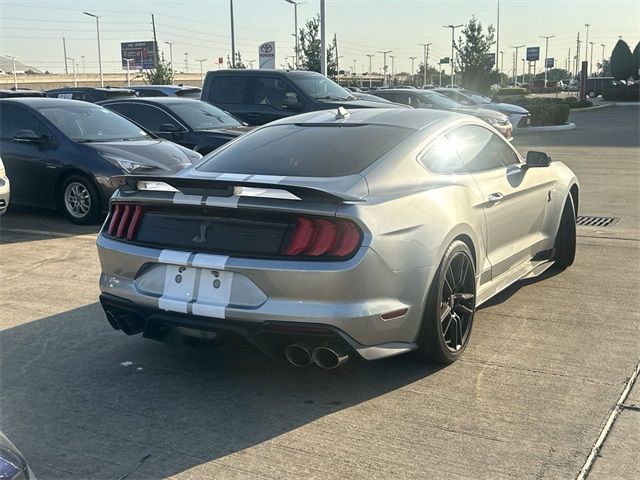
[284,342,314,367]
[105,310,145,336]
[312,343,349,369]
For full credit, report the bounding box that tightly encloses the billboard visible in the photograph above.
[545,58,555,69]
[121,41,156,70]
[526,47,540,62]
[439,57,450,64]
[259,41,276,69]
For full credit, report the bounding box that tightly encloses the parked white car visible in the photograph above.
[0,155,9,215]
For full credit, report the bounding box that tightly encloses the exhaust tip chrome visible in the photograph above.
[312,343,349,369]
[105,310,121,331]
[284,343,313,367]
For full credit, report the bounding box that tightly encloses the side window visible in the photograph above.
[72,92,88,101]
[252,77,298,109]
[447,125,506,172]
[130,104,175,131]
[105,103,132,117]
[418,135,465,174]
[0,105,40,139]
[210,76,246,104]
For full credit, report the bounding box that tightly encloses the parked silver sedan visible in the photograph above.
[0,156,9,215]
[97,108,578,368]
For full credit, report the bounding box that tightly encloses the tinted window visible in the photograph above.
[418,91,461,109]
[105,91,134,100]
[38,104,150,142]
[130,104,175,131]
[418,135,465,174]
[170,102,240,129]
[197,124,414,177]
[136,89,164,97]
[0,104,40,139]
[252,77,298,109]
[211,76,246,103]
[175,88,201,98]
[447,125,508,172]
[295,73,352,101]
[104,102,131,117]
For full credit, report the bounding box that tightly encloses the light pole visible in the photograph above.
[66,57,77,86]
[83,12,103,87]
[589,41,594,76]
[418,43,431,87]
[196,59,207,84]
[409,56,417,85]
[521,58,526,85]
[184,52,189,73]
[164,41,174,71]
[124,58,134,86]
[443,24,463,86]
[389,55,395,86]
[438,61,443,87]
[230,0,236,68]
[81,55,86,75]
[284,0,300,69]
[320,0,326,75]
[540,35,555,87]
[5,55,17,89]
[500,51,504,85]
[377,50,392,86]
[600,43,605,74]
[509,45,524,85]
[366,54,374,89]
[584,24,590,63]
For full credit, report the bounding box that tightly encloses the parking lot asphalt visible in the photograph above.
[0,106,638,479]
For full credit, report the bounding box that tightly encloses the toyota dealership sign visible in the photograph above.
[259,41,276,69]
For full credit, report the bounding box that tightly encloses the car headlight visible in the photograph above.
[103,154,152,173]
[481,117,500,125]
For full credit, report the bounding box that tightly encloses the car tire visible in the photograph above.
[417,240,476,365]
[59,174,101,225]
[553,195,577,269]
[588,91,596,98]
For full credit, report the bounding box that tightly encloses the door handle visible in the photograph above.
[487,192,504,203]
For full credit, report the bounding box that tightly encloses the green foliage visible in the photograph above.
[495,87,526,96]
[454,16,496,93]
[143,53,173,85]
[534,68,571,81]
[570,100,593,109]
[414,63,447,86]
[296,15,337,76]
[597,59,611,77]
[602,84,640,101]
[632,42,640,80]
[227,52,246,69]
[526,104,570,126]
[610,39,634,81]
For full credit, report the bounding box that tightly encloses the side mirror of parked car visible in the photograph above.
[282,93,302,111]
[13,129,43,143]
[525,151,551,168]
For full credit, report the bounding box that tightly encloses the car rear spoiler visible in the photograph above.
[114,175,367,204]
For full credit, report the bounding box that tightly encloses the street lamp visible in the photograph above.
[499,51,504,85]
[377,50,392,86]
[164,41,174,71]
[508,45,525,86]
[83,12,103,87]
[284,0,301,69]
[418,43,431,88]
[589,41,594,76]
[366,54,374,89]
[389,55,395,86]
[230,0,236,68]
[443,24,463,86]
[521,58,526,85]
[5,55,17,89]
[584,24,590,63]
[409,56,417,86]
[66,57,77,86]
[123,58,134,86]
[196,59,207,85]
[540,35,555,87]
[81,55,86,75]
[600,43,606,74]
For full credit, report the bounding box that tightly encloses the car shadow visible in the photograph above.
[0,303,441,479]
[478,266,562,310]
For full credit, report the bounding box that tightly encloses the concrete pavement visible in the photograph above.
[0,106,638,479]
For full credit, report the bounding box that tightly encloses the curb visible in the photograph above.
[612,101,640,107]
[517,123,576,133]
[570,103,616,112]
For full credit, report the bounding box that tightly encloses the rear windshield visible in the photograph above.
[196,124,414,177]
[105,91,135,99]
[175,88,201,99]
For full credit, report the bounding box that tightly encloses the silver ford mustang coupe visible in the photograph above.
[97,108,578,368]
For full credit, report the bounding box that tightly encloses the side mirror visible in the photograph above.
[281,93,301,111]
[14,129,43,143]
[525,151,551,168]
[159,123,180,133]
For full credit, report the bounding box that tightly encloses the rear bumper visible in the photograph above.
[97,234,432,359]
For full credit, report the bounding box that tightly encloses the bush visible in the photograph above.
[526,104,570,126]
[570,100,593,109]
[495,87,526,96]
[526,86,563,94]
[602,84,640,101]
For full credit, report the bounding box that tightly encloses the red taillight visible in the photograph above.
[105,203,144,240]
[282,216,362,258]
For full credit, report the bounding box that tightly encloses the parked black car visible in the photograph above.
[131,84,202,98]
[0,88,46,98]
[0,98,202,224]
[99,97,253,155]
[201,69,405,125]
[584,77,618,98]
[46,87,135,103]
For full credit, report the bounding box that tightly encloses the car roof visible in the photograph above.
[0,97,104,107]
[267,107,461,131]
[99,97,198,106]
[133,85,201,91]
[208,69,323,77]
[46,87,134,93]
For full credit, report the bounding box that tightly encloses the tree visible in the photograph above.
[143,53,173,85]
[454,16,496,92]
[632,42,640,80]
[534,68,571,81]
[227,51,246,69]
[296,15,337,76]
[415,63,446,86]
[610,39,634,81]
[596,59,611,77]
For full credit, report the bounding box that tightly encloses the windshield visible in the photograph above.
[418,91,462,109]
[295,73,354,101]
[175,88,202,99]
[170,102,241,130]
[463,91,492,104]
[38,105,150,142]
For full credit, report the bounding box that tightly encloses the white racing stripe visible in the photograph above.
[217,173,252,181]
[158,264,197,313]
[247,175,285,184]
[204,196,239,208]
[192,270,233,319]
[158,250,192,265]
[173,192,204,205]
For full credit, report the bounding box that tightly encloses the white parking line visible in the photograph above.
[0,227,98,240]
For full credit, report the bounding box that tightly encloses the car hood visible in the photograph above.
[195,125,254,137]
[318,98,409,109]
[485,102,529,114]
[456,106,508,120]
[89,139,194,172]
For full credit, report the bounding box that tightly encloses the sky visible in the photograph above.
[0,0,638,75]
